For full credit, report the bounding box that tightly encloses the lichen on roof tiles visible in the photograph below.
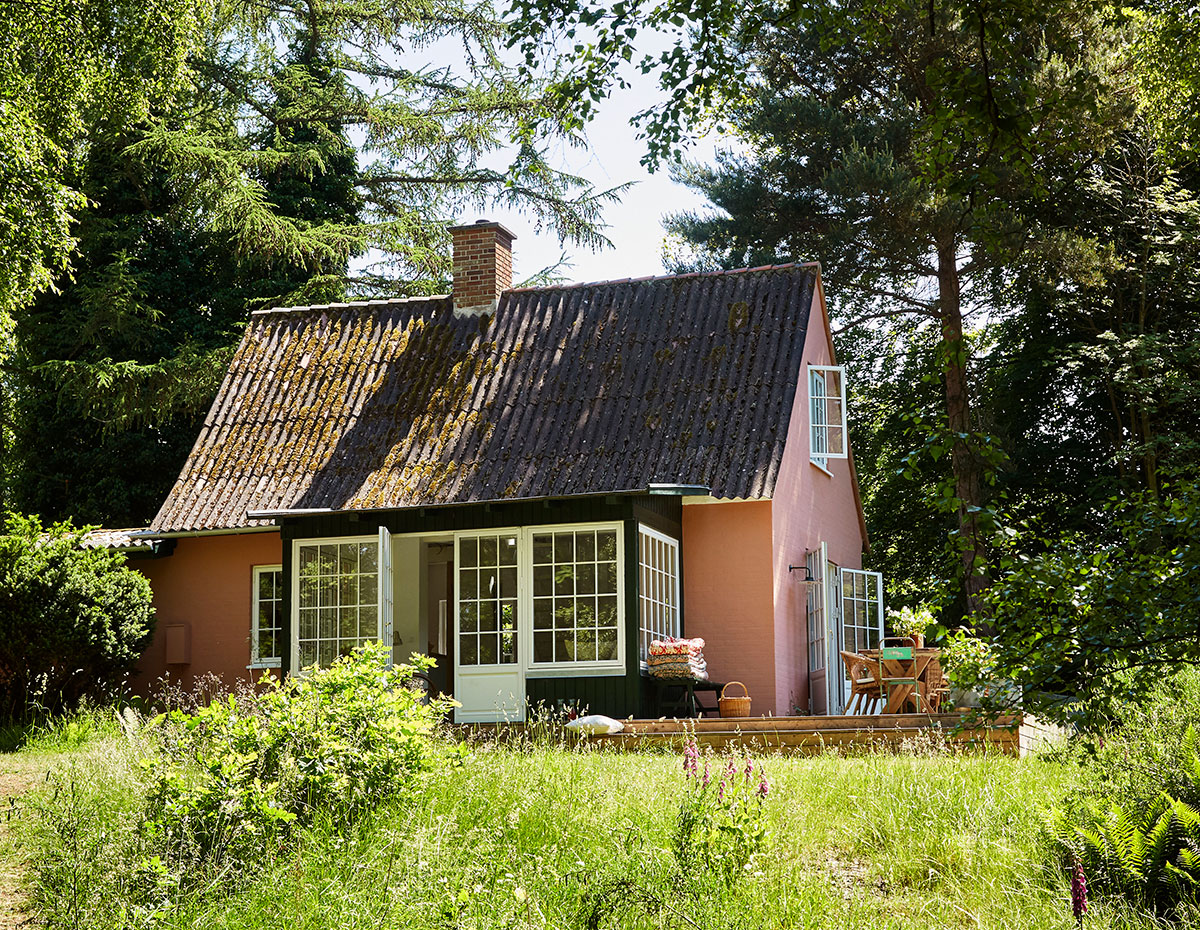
[149,267,818,532]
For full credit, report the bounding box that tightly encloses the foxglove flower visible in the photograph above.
[757,769,770,799]
[702,761,711,788]
[1071,860,1088,921]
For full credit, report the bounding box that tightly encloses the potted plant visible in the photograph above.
[887,605,934,649]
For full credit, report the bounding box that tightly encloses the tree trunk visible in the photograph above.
[936,241,990,619]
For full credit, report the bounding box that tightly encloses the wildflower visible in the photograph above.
[757,768,770,799]
[1071,857,1087,927]
[718,779,726,802]
[702,761,711,787]
[744,756,753,780]
[725,758,737,783]
[683,739,699,777]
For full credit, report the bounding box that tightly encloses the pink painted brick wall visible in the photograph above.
[682,500,779,714]
[133,532,283,693]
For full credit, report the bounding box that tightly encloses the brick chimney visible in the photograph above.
[449,219,516,317]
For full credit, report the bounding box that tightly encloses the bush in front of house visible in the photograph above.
[0,512,155,721]
[30,644,454,927]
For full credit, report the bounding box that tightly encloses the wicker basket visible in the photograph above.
[718,681,752,718]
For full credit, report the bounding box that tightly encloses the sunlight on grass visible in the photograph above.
[15,727,1200,930]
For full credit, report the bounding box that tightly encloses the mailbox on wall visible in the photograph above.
[164,622,190,665]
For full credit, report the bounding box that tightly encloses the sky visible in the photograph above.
[477,76,725,285]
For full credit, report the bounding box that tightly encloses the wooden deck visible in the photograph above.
[588,713,1027,754]
[462,713,1062,756]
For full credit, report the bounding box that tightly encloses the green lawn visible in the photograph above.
[8,725,1194,930]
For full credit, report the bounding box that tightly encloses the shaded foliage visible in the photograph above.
[0,513,155,720]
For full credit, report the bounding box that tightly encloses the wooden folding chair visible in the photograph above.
[878,645,923,713]
[839,651,882,715]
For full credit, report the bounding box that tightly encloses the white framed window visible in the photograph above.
[638,525,680,663]
[293,535,385,669]
[453,523,625,677]
[530,525,622,669]
[809,365,848,466]
[251,565,283,668]
[457,531,520,667]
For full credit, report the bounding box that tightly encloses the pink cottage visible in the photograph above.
[115,221,881,721]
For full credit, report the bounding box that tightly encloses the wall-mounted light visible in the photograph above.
[787,563,814,583]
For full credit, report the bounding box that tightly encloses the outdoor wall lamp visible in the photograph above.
[787,563,815,583]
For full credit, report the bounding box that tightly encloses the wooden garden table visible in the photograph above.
[862,647,940,713]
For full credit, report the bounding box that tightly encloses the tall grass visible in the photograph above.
[18,727,1197,930]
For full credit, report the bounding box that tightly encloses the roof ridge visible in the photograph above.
[251,294,451,316]
[504,261,817,295]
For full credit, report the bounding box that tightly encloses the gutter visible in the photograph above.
[129,525,281,541]
[245,484,712,522]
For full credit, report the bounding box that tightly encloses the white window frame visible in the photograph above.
[452,522,626,679]
[809,364,849,466]
[638,524,681,666]
[523,522,626,676]
[454,528,522,669]
[250,564,283,669]
[805,546,827,675]
[290,533,392,672]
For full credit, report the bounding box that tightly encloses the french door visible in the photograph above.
[453,530,525,722]
[830,567,884,714]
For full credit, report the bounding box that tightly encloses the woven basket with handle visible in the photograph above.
[718,681,752,718]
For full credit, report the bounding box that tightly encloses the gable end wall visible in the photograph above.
[770,284,868,714]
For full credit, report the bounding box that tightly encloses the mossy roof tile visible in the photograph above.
[150,266,818,532]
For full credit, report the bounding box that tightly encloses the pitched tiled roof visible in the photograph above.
[81,528,154,550]
[150,264,819,532]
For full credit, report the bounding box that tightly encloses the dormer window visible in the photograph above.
[809,365,848,469]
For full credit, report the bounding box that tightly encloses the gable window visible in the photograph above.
[638,525,680,663]
[809,365,849,468]
[531,527,621,667]
[251,565,283,668]
[295,538,382,669]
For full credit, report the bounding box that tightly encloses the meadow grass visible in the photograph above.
[9,717,1200,929]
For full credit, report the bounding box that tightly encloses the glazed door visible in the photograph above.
[453,530,525,722]
[837,568,884,714]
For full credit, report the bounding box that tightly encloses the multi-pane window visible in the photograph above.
[638,526,680,662]
[458,533,519,666]
[251,565,282,668]
[809,365,849,465]
[296,539,379,668]
[840,569,883,654]
[531,527,619,665]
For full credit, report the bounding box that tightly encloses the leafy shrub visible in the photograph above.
[0,512,154,721]
[1051,673,1200,914]
[673,742,770,882]
[31,645,455,926]
[1067,668,1200,816]
[141,643,451,879]
[986,481,1200,729]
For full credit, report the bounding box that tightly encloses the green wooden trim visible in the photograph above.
[279,494,671,711]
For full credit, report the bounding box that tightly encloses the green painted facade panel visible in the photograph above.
[277,493,684,718]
